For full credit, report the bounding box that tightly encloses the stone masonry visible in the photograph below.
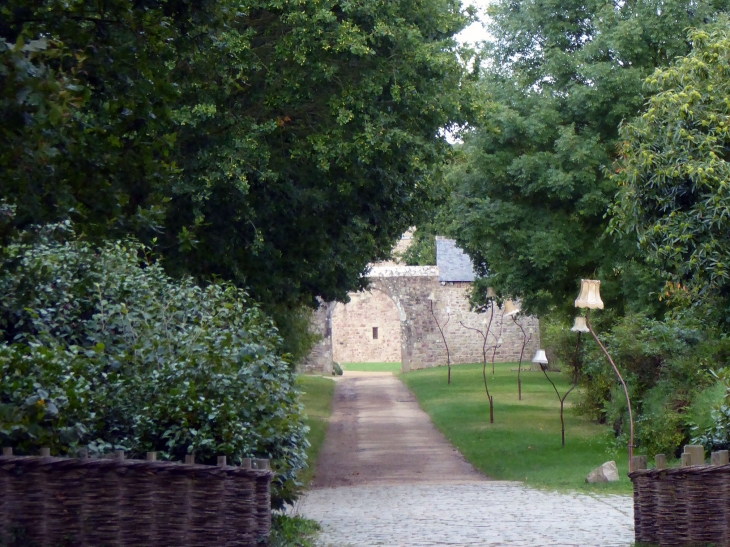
[332,290,401,363]
[301,236,540,372]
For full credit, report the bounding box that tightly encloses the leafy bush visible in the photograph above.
[0,224,308,507]
[693,368,730,452]
[332,362,343,376]
[583,313,728,457]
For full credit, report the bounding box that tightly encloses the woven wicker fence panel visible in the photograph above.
[0,456,273,547]
[630,463,730,547]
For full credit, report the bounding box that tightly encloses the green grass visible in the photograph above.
[270,514,321,547]
[341,361,401,372]
[296,375,336,487]
[401,362,631,495]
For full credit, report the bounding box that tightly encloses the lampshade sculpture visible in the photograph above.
[574,279,604,309]
[531,349,548,368]
[570,316,590,333]
[574,279,635,469]
[486,286,497,299]
[503,300,520,317]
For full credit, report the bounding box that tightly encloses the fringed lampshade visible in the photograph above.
[571,316,590,332]
[575,279,604,309]
[486,287,496,298]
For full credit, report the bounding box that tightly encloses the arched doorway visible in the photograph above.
[331,289,401,363]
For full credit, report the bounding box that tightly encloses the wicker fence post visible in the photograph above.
[631,455,647,471]
[684,445,705,466]
[711,450,729,466]
[253,459,272,541]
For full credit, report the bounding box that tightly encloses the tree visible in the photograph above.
[1,0,473,313]
[444,0,730,317]
[612,22,730,299]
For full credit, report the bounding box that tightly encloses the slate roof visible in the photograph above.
[435,237,475,282]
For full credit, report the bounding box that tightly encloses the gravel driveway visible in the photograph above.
[296,372,634,547]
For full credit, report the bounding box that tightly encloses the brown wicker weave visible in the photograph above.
[630,462,730,547]
[0,454,273,547]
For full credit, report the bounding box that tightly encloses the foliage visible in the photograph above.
[693,405,730,452]
[1,0,473,314]
[612,22,730,298]
[0,38,87,246]
[0,225,307,507]
[269,515,321,547]
[575,312,728,457]
[443,0,730,316]
[331,362,343,376]
[692,367,730,451]
[399,225,437,266]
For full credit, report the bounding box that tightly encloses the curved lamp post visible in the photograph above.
[505,301,530,400]
[428,291,452,385]
[533,344,579,448]
[575,279,635,468]
[460,288,500,422]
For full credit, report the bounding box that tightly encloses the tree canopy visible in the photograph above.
[1,0,472,310]
[612,22,730,299]
[443,0,730,316]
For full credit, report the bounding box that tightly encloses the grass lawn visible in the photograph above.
[341,361,401,373]
[401,361,631,495]
[296,375,336,487]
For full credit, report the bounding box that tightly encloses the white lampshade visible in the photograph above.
[575,279,604,309]
[486,287,496,298]
[503,300,520,317]
[445,306,451,314]
[497,337,503,346]
[571,316,590,333]
[482,318,489,326]
[427,291,436,301]
[532,349,548,364]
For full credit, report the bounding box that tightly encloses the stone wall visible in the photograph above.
[299,301,335,374]
[332,290,401,363]
[434,282,540,365]
[300,273,541,373]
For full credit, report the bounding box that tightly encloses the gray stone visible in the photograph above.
[585,460,620,483]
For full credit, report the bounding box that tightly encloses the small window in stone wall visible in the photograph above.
[372,327,379,340]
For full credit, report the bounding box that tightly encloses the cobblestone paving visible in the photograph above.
[297,482,634,547]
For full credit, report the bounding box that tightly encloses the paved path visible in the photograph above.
[296,372,634,547]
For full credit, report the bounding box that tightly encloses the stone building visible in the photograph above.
[300,235,540,373]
